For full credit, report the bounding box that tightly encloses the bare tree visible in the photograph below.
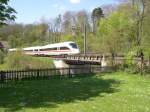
[62,11,75,34]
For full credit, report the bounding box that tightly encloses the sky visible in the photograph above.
[9,0,119,24]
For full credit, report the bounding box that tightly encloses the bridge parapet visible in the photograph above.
[53,54,144,66]
[66,55,103,61]
[60,54,108,66]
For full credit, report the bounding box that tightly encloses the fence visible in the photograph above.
[0,66,114,83]
[0,58,149,83]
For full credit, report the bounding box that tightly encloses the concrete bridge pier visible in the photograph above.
[53,55,108,75]
[101,55,107,67]
[53,60,92,75]
[100,55,108,72]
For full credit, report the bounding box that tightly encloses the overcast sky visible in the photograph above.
[9,0,119,24]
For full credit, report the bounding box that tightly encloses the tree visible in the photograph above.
[0,0,16,26]
[76,10,89,33]
[62,11,75,34]
[97,4,136,55]
[140,0,150,58]
[53,14,62,42]
[91,7,104,34]
[124,0,146,56]
[8,35,20,48]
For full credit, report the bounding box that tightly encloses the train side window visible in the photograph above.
[40,47,57,51]
[51,48,57,50]
[25,50,33,52]
[60,47,70,50]
[34,49,38,51]
[40,49,45,51]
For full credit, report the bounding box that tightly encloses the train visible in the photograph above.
[9,41,80,56]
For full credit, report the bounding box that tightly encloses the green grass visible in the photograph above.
[0,57,54,70]
[0,72,150,112]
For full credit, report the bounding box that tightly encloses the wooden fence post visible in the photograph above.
[37,69,40,79]
[0,71,5,83]
[90,65,92,73]
[140,52,144,75]
[0,71,2,83]
[68,68,71,78]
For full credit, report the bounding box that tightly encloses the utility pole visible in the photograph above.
[84,23,87,55]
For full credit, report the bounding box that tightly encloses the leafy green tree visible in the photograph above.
[0,0,16,26]
[8,35,20,48]
[142,0,150,58]
[91,7,104,33]
[97,4,136,55]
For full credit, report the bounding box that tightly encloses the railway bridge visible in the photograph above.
[52,54,111,68]
[53,54,107,65]
[51,54,143,67]
[50,54,145,74]
[51,54,108,74]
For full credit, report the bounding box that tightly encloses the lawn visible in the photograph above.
[0,72,150,112]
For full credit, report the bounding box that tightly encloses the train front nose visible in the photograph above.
[74,49,80,54]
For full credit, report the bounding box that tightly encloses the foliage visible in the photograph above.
[97,4,137,54]
[0,50,5,64]
[4,51,53,70]
[123,50,139,73]
[0,1,149,71]
[142,7,150,58]
[92,7,104,33]
[0,0,16,26]
[92,7,104,20]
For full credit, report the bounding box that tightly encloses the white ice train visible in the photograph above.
[9,41,80,56]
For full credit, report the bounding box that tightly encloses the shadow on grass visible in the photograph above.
[0,74,121,112]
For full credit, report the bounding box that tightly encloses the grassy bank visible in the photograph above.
[0,52,54,70]
[0,72,150,112]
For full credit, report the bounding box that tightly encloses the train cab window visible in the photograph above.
[60,47,70,50]
[70,43,78,49]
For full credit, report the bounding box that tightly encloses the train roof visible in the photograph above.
[42,41,75,49]
[23,42,75,50]
[23,46,41,50]
[9,41,76,51]
[45,41,74,46]
[9,48,17,51]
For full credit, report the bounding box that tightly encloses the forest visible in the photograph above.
[1,1,150,112]
[0,0,150,69]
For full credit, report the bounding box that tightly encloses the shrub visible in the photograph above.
[0,50,5,64]
[123,51,139,73]
[5,51,53,70]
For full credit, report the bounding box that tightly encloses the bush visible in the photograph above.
[5,51,53,70]
[0,50,5,64]
[123,51,139,73]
